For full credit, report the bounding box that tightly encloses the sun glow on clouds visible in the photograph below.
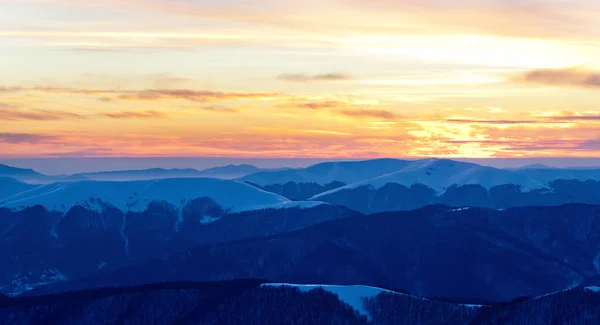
[1,0,600,158]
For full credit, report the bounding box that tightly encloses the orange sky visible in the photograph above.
[1,0,600,158]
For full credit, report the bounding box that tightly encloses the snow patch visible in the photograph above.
[585,286,600,293]
[451,207,472,212]
[534,286,576,299]
[263,283,482,319]
[200,215,221,224]
[8,269,68,296]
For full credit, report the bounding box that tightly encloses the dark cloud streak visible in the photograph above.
[512,68,600,89]
[103,110,168,119]
[0,133,58,144]
[445,118,539,124]
[339,108,396,119]
[0,108,86,121]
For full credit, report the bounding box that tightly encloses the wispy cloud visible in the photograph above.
[0,86,285,103]
[277,73,351,83]
[196,105,237,113]
[0,107,86,121]
[0,133,57,144]
[23,0,600,40]
[69,48,124,53]
[276,100,342,110]
[339,108,397,119]
[113,89,282,102]
[103,110,168,119]
[445,118,539,125]
[546,114,600,121]
[512,68,600,89]
[303,129,352,136]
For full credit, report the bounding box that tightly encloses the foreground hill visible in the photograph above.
[0,178,299,213]
[0,202,356,295]
[34,204,600,302]
[2,280,599,324]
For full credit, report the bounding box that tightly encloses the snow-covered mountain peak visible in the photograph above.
[0,178,305,214]
[312,159,547,198]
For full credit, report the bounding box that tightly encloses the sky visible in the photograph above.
[1,0,600,159]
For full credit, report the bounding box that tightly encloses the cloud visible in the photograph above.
[117,89,283,102]
[512,68,600,89]
[303,129,353,136]
[0,86,285,103]
[0,107,86,121]
[0,86,110,95]
[444,139,579,152]
[69,48,124,53]
[197,105,237,113]
[547,114,600,121]
[277,73,351,83]
[339,108,396,119]
[28,0,600,41]
[0,133,57,144]
[445,118,539,125]
[103,110,169,119]
[277,99,396,119]
[276,100,342,110]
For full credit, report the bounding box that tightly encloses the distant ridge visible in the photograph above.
[0,164,45,182]
[70,165,272,181]
[517,163,556,169]
[241,158,412,186]
[73,168,204,181]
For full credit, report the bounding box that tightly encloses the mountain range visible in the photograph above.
[2,158,600,323]
[0,164,274,184]
[4,158,600,215]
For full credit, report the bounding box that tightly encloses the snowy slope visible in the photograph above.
[263,283,481,318]
[263,284,400,318]
[0,178,302,213]
[241,159,412,186]
[0,177,39,200]
[313,159,547,198]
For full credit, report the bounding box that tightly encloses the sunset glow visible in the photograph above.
[2,0,600,158]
